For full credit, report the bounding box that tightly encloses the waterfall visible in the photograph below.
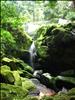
[29,41,37,68]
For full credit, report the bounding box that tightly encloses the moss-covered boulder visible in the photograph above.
[21,77,36,91]
[41,73,75,90]
[35,23,75,75]
[1,57,33,73]
[0,65,22,85]
[12,71,22,86]
[0,83,28,100]
[0,76,37,99]
[0,65,15,84]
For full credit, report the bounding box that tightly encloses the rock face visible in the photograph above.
[35,23,75,75]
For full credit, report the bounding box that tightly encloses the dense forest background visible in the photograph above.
[1,1,75,100]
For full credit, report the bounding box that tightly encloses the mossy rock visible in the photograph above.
[21,77,36,91]
[2,57,33,72]
[35,23,75,75]
[0,65,22,85]
[12,71,22,86]
[20,70,33,78]
[0,65,15,84]
[0,65,11,71]
[68,88,75,96]
[0,83,28,100]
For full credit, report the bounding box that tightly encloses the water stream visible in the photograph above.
[29,41,37,69]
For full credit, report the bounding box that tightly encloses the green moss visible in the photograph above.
[24,95,38,100]
[20,70,33,78]
[41,96,53,100]
[12,71,22,86]
[53,94,70,100]
[21,78,36,91]
[1,24,32,58]
[18,59,33,72]
[2,57,33,72]
[0,83,28,100]
[0,65,11,71]
[35,24,61,58]
[36,46,48,58]
[0,66,15,84]
[68,88,75,96]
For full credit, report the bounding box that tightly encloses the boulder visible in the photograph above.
[0,65,15,84]
[35,23,75,75]
[21,77,36,91]
[1,57,33,73]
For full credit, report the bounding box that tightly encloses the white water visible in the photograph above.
[29,41,37,68]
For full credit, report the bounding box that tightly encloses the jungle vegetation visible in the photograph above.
[0,1,75,100]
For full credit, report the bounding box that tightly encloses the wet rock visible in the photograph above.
[30,78,55,98]
[29,89,40,96]
[30,78,41,85]
[33,70,43,79]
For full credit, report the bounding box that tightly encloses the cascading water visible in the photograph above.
[29,42,56,97]
[29,41,37,68]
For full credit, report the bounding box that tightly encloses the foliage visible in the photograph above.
[1,1,32,58]
[1,1,75,24]
[1,26,32,58]
[24,95,38,100]
[1,1,29,28]
[1,29,16,57]
[0,83,28,100]
[1,1,75,58]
